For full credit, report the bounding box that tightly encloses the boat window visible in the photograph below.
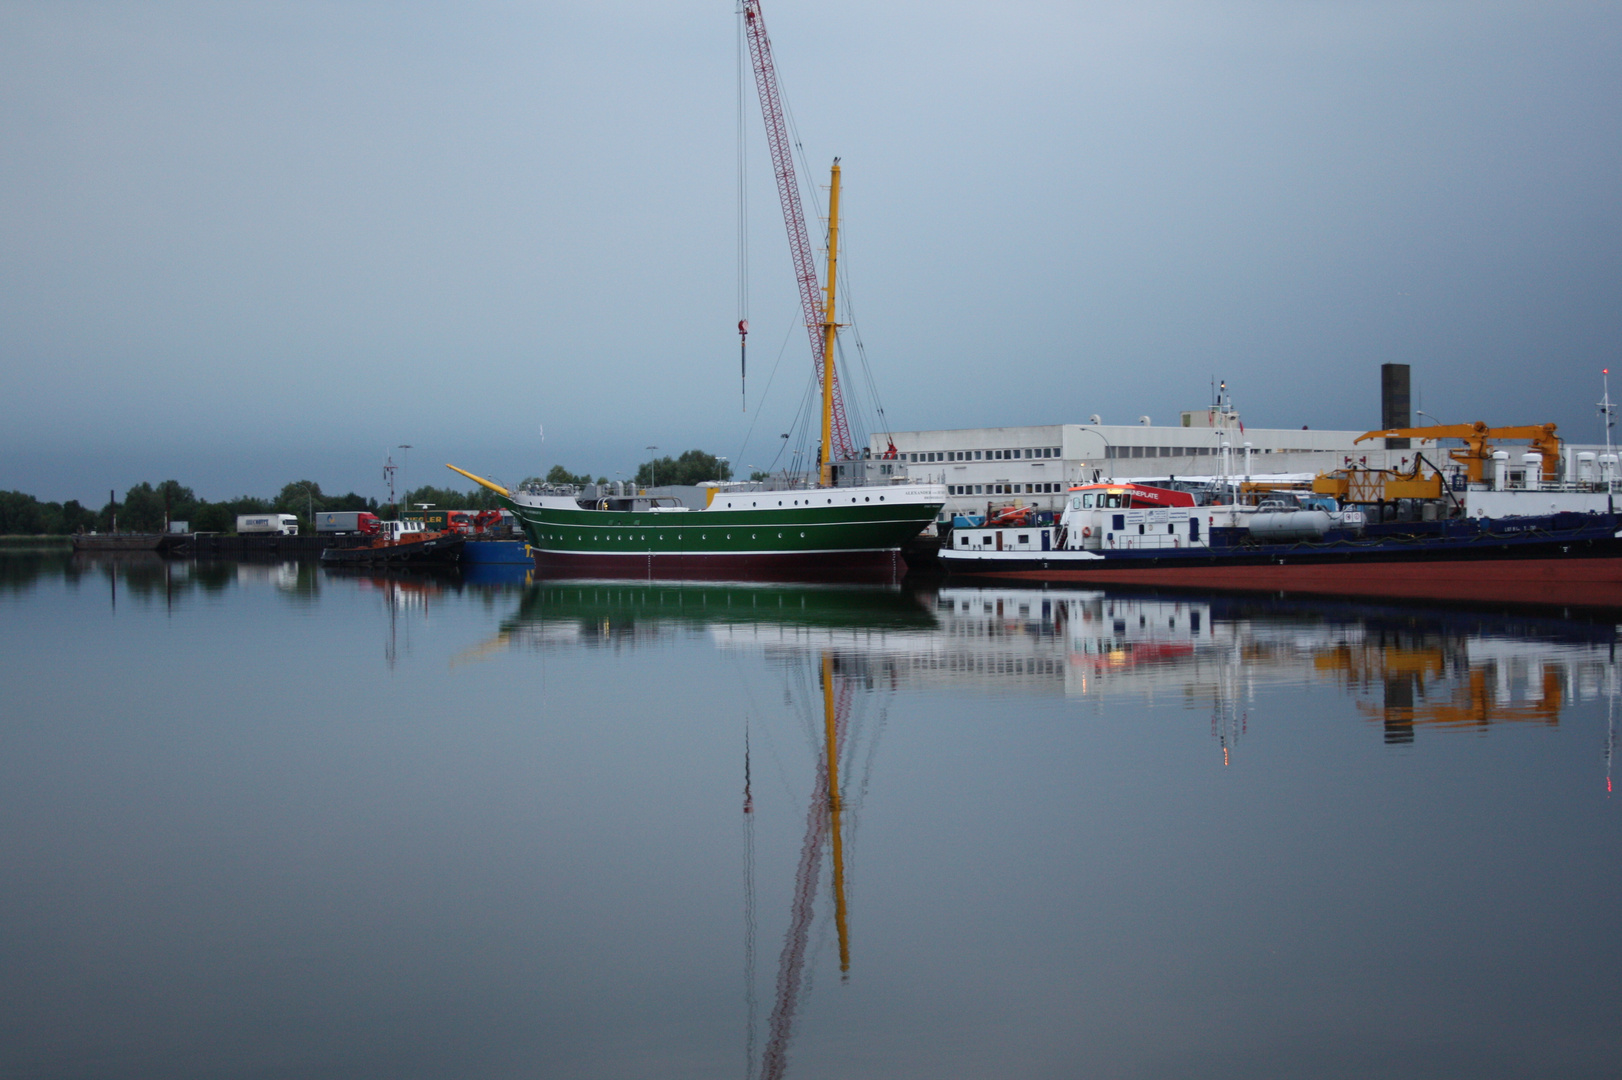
[1072,497,1082,509]
[960,535,969,546]
[1018,534,1030,543]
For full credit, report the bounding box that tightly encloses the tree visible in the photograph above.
[195,496,271,534]
[545,465,594,486]
[402,484,501,511]
[115,480,199,532]
[0,491,45,534]
[120,482,166,532]
[274,480,325,520]
[749,470,772,482]
[634,449,732,487]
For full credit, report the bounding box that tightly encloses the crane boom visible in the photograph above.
[742,0,857,465]
[1356,422,1560,482]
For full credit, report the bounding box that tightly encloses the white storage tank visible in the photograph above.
[1521,452,1542,491]
[1491,451,1511,492]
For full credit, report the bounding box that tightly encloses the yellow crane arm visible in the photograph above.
[1354,421,1560,481]
[444,464,510,497]
[1354,422,1490,445]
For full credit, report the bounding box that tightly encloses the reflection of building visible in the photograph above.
[476,580,1618,751]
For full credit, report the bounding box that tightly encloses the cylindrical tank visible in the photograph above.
[1521,452,1542,491]
[1579,451,1597,483]
[1492,450,1511,491]
[1247,509,1333,541]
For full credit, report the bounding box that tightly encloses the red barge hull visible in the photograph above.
[965,555,1622,609]
[532,548,907,585]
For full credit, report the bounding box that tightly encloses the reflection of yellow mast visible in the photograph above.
[823,651,850,974]
[818,160,842,489]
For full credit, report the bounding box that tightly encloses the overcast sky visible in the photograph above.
[3,1,1619,503]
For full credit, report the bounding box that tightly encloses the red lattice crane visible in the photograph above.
[742,0,857,463]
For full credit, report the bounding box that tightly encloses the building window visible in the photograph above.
[975,484,983,494]
[974,451,983,460]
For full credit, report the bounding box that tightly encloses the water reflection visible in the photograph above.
[5,556,1620,1078]
[481,580,1616,752]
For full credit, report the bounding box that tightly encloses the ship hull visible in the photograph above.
[319,533,465,567]
[531,546,908,583]
[941,516,1622,608]
[505,484,944,583]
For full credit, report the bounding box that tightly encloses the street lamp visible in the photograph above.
[645,446,658,489]
[290,481,318,527]
[397,444,413,506]
[1075,428,1113,481]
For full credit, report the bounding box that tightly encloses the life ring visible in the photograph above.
[1082,526,1092,538]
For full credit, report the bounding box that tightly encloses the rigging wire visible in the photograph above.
[735,303,802,477]
[837,236,892,447]
[735,3,749,411]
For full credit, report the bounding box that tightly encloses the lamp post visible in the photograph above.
[1076,428,1113,481]
[290,482,318,529]
[645,446,658,490]
[397,444,413,507]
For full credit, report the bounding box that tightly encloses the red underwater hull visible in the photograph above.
[531,548,908,585]
[962,556,1622,609]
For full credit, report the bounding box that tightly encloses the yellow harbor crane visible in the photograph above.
[1353,422,1562,483]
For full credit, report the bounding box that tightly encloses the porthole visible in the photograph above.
[800,531,805,537]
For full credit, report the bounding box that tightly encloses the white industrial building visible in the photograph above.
[870,413,1426,520]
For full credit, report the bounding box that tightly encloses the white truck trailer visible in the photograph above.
[236,513,299,536]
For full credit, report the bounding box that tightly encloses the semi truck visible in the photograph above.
[315,511,381,535]
[236,513,299,536]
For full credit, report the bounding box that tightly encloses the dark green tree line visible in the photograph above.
[634,449,732,487]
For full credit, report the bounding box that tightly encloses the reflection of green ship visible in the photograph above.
[506,581,938,638]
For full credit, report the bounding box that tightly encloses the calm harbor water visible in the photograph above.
[2,551,1620,1079]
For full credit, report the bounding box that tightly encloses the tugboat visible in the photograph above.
[319,520,465,568]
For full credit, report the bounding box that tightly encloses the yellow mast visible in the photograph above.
[822,651,850,974]
[819,159,842,488]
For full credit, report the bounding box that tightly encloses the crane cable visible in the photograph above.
[736,4,750,411]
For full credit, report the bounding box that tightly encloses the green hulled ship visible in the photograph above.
[446,466,944,582]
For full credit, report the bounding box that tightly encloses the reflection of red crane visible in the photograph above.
[741,0,856,463]
[758,653,853,1080]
